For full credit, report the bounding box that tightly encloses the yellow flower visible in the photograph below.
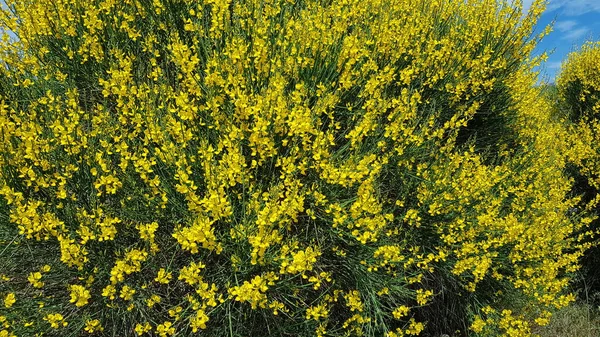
[102,284,116,300]
[3,293,15,308]
[168,306,183,320]
[279,246,321,275]
[120,285,136,301]
[134,322,152,335]
[84,319,104,333]
[69,285,91,307]
[406,318,425,335]
[189,309,209,332]
[28,272,44,288]
[146,294,161,308]
[43,313,67,328]
[306,304,329,321]
[137,222,159,242]
[392,305,410,319]
[344,290,363,312]
[415,289,434,306]
[156,321,175,337]
[178,261,205,286]
[377,287,389,296]
[155,268,172,284]
[268,300,288,315]
[228,274,273,309]
[470,316,486,333]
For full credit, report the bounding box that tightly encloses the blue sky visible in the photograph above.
[526,0,600,83]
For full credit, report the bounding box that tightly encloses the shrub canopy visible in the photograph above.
[557,41,600,122]
[0,0,591,336]
[557,41,600,298]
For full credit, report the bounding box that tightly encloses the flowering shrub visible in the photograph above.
[558,42,600,194]
[557,41,600,296]
[557,41,600,122]
[0,0,592,336]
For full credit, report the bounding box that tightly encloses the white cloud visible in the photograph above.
[555,20,578,32]
[547,0,600,16]
[562,27,589,40]
[523,0,600,15]
[546,61,563,70]
[551,19,590,41]
[552,19,590,42]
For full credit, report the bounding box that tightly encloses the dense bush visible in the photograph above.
[557,42,600,122]
[557,41,600,298]
[0,0,592,336]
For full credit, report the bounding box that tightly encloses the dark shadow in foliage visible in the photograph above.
[559,71,600,301]
[565,162,600,300]
[455,81,519,163]
[412,267,472,337]
[561,79,599,122]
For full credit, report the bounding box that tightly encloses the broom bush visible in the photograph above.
[0,0,593,336]
[557,41,600,299]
